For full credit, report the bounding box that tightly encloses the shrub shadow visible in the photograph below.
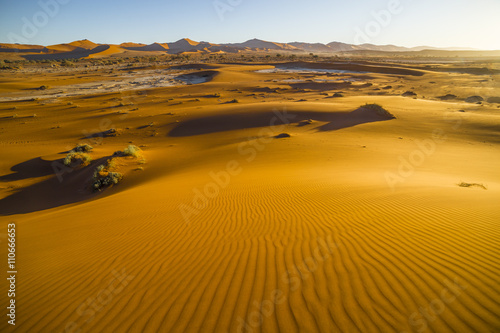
[0,156,110,216]
[0,157,55,182]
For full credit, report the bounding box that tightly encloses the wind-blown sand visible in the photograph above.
[0,60,499,332]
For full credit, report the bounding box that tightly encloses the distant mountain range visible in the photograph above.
[0,38,482,60]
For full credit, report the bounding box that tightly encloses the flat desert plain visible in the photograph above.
[0,58,499,332]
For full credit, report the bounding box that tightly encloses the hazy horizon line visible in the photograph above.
[3,37,498,51]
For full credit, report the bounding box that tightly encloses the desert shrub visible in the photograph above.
[458,182,487,190]
[465,96,483,103]
[361,103,395,118]
[92,158,122,191]
[122,145,141,157]
[0,60,10,69]
[92,171,123,191]
[63,152,92,167]
[114,145,145,161]
[299,119,313,126]
[229,99,239,103]
[72,143,93,153]
[438,94,457,100]
[60,60,74,67]
[402,91,417,97]
[63,144,93,167]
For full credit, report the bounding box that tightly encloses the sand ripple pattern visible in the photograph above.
[5,179,500,333]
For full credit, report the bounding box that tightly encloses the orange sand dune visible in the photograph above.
[47,39,99,53]
[0,60,499,333]
[119,42,147,48]
[182,38,200,46]
[87,45,126,58]
[67,39,99,49]
[0,44,45,52]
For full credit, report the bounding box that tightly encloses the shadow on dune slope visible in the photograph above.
[168,105,396,137]
[276,61,424,76]
[21,45,116,61]
[0,156,115,216]
[0,157,56,182]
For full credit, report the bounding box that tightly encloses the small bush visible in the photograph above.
[72,143,93,153]
[402,91,417,97]
[458,182,487,190]
[92,158,122,191]
[122,145,142,157]
[92,171,123,191]
[63,144,93,167]
[438,94,457,101]
[63,152,92,167]
[361,103,396,119]
[114,145,145,162]
[465,96,483,103]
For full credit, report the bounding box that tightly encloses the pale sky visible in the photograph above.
[0,0,499,49]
